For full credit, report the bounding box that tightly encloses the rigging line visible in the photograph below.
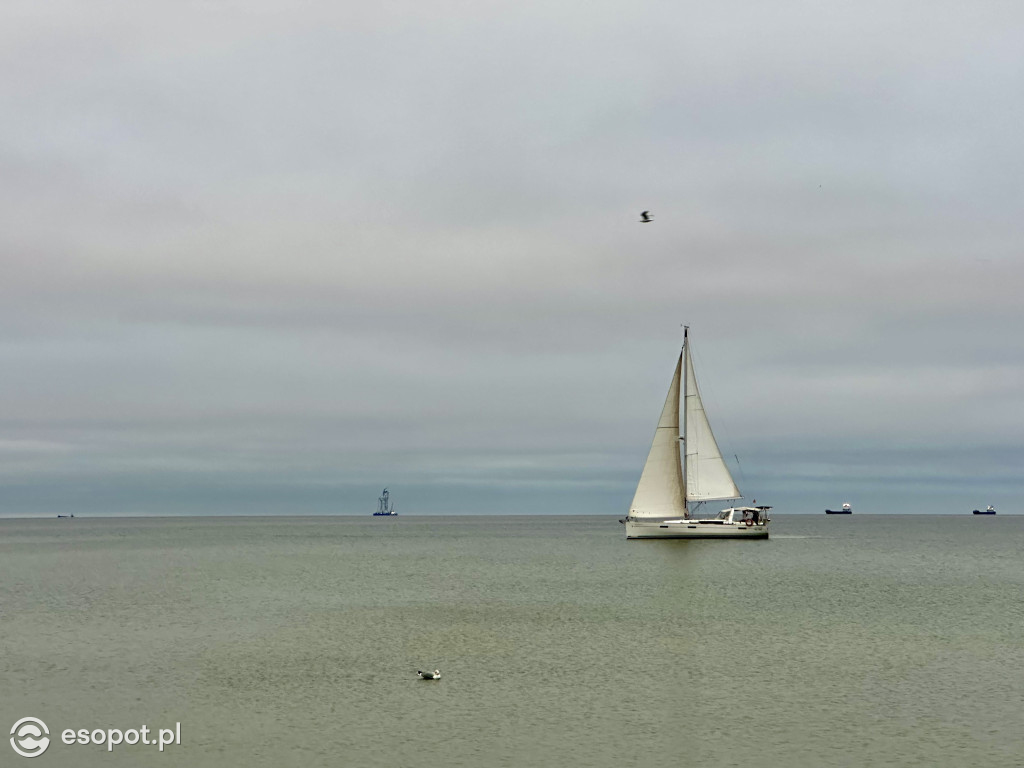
[733,454,748,485]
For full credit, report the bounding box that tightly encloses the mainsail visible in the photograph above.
[683,344,742,502]
[628,333,740,519]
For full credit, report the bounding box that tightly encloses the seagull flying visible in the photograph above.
[639,211,653,223]
[417,669,441,680]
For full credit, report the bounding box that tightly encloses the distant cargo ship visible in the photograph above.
[972,505,996,515]
[825,503,852,514]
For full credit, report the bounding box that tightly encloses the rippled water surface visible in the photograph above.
[2,514,1022,767]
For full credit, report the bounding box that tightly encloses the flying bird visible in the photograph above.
[639,211,653,223]
[417,669,441,680]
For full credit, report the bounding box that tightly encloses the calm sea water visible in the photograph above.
[1,514,1022,767]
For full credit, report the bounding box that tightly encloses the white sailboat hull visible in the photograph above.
[625,518,769,539]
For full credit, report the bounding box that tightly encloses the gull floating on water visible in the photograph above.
[417,669,441,680]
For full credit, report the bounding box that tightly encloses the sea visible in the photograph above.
[1,514,1022,768]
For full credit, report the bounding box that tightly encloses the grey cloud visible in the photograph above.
[1,0,1022,516]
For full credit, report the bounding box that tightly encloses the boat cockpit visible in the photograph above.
[718,506,771,525]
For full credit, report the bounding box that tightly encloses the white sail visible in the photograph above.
[683,344,741,502]
[628,353,687,519]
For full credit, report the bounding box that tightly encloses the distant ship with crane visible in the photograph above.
[373,488,397,516]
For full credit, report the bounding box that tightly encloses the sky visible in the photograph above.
[1,0,1022,516]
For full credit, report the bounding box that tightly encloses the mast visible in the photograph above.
[681,326,689,517]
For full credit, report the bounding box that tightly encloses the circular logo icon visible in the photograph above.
[10,718,50,758]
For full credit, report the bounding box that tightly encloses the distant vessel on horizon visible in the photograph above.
[373,488,397,516]
[56,514,75,519]
[972,505,996,515]
[825,503,852,514]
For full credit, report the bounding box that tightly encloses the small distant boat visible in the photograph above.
[972,505,996,515]
[373,488,397,516]
[56,514,75,518]
[622,328,770,539]
[825,503,852,515]
[417,669,441,680]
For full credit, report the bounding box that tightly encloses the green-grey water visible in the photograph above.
[2,515,1022,767]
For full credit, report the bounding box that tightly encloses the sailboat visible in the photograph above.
[623,329,770,539]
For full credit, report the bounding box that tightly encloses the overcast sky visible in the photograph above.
[1,0,1021,516]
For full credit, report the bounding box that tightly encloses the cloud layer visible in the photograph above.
[2,1,1022,515]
